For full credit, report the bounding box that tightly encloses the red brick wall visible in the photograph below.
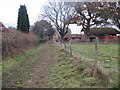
[104,36,118,42]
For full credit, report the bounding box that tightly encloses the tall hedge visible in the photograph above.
[2,30,39,59]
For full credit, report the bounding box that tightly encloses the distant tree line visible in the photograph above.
[17,5,55,41]
[16,2,119,42]
[42,1,120,42]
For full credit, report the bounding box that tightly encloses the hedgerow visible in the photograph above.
[2,30,40,59]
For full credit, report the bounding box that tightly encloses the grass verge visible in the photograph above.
[48,45,111,88]
[70,43,118,87]
[3,45,44,73]
[2,44,45,88]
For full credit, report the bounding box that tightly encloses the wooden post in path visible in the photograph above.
[93,36,99,76]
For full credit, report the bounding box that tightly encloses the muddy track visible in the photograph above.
[24,45,55,88]
[3,44,55,88]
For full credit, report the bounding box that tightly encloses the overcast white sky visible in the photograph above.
[0,0,48,26]
[0,0,82,34]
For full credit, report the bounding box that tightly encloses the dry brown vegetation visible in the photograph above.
[2,30,40,59]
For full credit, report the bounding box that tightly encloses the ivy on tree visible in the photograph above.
[17,5,30,33]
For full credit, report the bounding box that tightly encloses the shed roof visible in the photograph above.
[71,34,81,38]
[90,28,120,35]
[0,22,7,31]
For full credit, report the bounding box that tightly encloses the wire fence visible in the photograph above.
[54,40,118,86]
[55,41,118,71]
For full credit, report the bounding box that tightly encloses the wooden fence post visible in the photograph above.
[93,36,99,76]
[69,39,72,56]
[63,42,66,51]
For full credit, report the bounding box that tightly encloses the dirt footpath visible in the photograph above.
[3,44,55,88]
[24,45,55,88]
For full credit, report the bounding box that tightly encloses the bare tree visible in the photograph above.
[42,1,77,42]
[75,2,108,37]
[103,2,120,29]
[74,2,110,75]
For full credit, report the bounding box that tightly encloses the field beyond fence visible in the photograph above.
[56,42,118,87]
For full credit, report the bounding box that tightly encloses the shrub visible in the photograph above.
[2,29,39,59]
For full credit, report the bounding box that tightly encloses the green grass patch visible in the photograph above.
[71,43,118,59]
[48,45,109,88]
[48,49,79,88]
[3,45,44,73]
[70,42,118,88]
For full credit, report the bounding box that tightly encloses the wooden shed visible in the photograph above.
[89,28,120,42]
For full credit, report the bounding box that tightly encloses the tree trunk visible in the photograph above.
[60,35,64,43]
[84,28,90,42]
[60,35,66,51]
[93,36,99,76]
